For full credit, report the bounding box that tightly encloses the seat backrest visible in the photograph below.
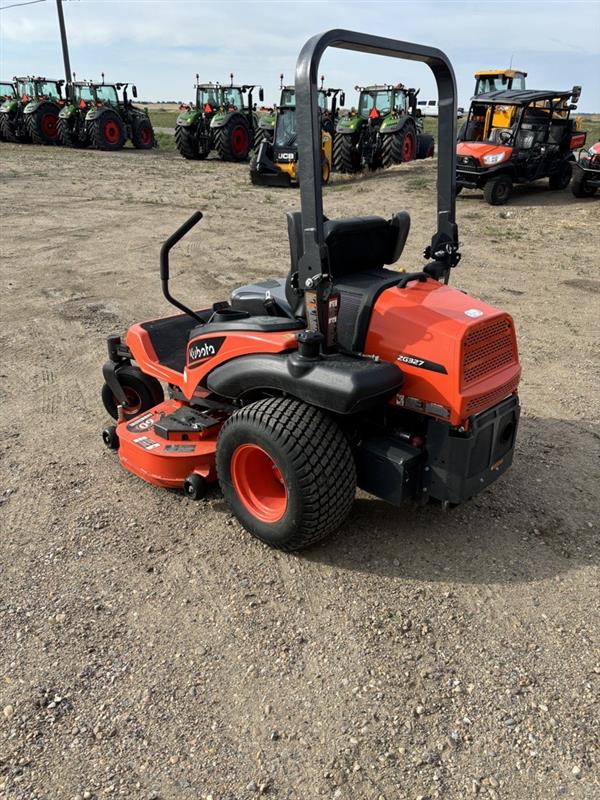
[548,119,568,145]
[286,210,410,278]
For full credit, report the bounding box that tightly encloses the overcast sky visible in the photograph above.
[1,0,599,112]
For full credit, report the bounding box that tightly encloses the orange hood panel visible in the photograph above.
[456,141,512,163]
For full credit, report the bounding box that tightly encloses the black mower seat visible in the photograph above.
[231,210,411,353]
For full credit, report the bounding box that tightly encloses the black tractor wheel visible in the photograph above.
[571,169,597,198]
[254,126,273,149]
[216,397,356,551]
[174,124,207,160]
[214,117,252,161]
[25,103,60,145]
[381,122,417,167]
[483,174,513,205]
[57,117,88,148]
[89,111,126,151]
[101,365,163,421]
[0,113,29,143]
[333,132,361,173]
[416,133,435,160]
[132,118,154,149]
[548,160,573,190]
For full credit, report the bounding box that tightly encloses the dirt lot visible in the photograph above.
[1,142,599,800]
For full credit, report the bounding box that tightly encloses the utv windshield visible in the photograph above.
[358,90,396,118]
[275,107,296,148]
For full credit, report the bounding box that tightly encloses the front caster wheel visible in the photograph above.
[102,425,119,450]
[183,473,208,501]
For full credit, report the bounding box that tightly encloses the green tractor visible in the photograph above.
[0,81,16,142]
[255,74,344,147]
[0,76,65,145]
[175,74,263,161]
[333,83,434,173]
[58,76,155,151]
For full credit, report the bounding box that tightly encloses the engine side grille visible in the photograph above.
[466,375,520,415]
[462,317,517,389]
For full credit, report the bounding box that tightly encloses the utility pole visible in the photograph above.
[55,0,72,91]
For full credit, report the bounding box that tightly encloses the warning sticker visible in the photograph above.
[133,436,160,451]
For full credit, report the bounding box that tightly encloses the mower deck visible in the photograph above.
[117,398,222,488]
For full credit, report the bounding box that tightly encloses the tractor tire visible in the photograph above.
[25,103,60,145]
[0,114,13,141]
[333,132,361,173]
[101,365,163,421]
[381,122,417,167]
[57,117,87,148]
[548,160,573,190]
[132,118,154,149]
[571,169,597,198]
[216,397,356,551]
[416,133,435,159]
[214,117,252,161]
[483,174,513,205]
[89,110,126,151]
[0,114,29,143]
[254,126,273,149]
[174,124,207,160]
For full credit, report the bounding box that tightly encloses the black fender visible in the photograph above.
[206,352,403,415]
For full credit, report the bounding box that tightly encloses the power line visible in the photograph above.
[0,0,47,10]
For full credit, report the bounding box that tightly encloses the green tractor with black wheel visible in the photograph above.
[333,83,434,173]
[255,73,344,148]
[175,74,263,162]
[0,81,16,141]
[0,76,65,145]
[58,76,155,151]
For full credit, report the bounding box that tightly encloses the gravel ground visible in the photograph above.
[0,142,599,800]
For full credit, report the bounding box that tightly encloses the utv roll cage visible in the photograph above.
[461,87,581,147]
[295,29,459,326]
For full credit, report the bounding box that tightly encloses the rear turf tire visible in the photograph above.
[89,110,126,151]
[25,103,60,145]
[548,160,572,190]
[101,365,163,421]
[217,397,356,551]
[483,174,513,205]
[333,132,361,173]
[571,169,597,197]
[214,117,251,161]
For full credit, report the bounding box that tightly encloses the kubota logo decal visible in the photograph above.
[187,336,225,366]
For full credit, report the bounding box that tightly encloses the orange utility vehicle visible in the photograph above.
[101,30,521,551]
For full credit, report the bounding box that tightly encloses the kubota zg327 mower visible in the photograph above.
[101,30,522,551]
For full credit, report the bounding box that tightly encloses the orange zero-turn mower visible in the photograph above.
[101,30,521,551]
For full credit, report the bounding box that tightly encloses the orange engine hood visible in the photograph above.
[457,141,512,164]
[365,279,520,426]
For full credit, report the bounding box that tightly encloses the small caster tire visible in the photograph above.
[102,425,119,450]
[184,473,207,501]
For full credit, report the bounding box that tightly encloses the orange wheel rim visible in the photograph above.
[231,444,287,523]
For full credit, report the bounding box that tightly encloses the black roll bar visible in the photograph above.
[160,211,204,322]
[295,29,459,298]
